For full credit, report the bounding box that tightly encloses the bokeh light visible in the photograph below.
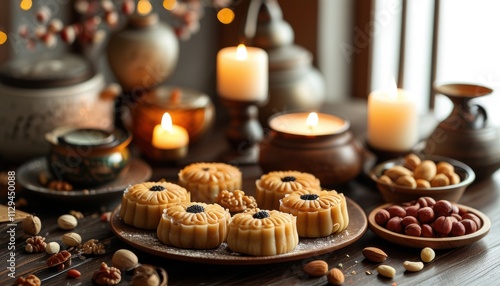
[163,0,177,11]
[20,0,33,11]
[217,8,235,24]
[0,31,7,45]
[137,0,152,15]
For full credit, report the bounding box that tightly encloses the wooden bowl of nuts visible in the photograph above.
[369,154,475,203]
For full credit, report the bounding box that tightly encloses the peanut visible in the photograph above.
[403,261,424,272]
[376,265,396,278]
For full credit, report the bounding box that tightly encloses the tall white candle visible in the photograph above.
[367,83,418,152]
[217,44,268,101]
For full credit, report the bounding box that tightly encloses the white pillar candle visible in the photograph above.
[269,112,346,136]
[217,44,268,102]
[152,112,189,149]
[367,84,418,152]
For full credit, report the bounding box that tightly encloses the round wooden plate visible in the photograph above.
[110,197,367,265]
[368,203,491,249]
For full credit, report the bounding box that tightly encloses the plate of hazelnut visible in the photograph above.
[368,197,490,249]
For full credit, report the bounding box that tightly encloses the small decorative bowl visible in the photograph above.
[369,155,475,203]
[45,126,132,187]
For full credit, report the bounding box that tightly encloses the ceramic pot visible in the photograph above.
[0,54,114,162]
[259,113,364,186]
[424,83,500,178]
[106,13,179,92]
[244,0,326,126]
[45,127,132,186]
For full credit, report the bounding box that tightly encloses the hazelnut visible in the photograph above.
[386,205,406,218]
[405,223,422,237]
[461,219,478,234]
[374,209,391,226]
[401,216,419,227]
[417,207,435,224]
[462,213,482,228]
[386,217,403,233]
[404,205,419,217]
[433,200,453,217]
[451,221,466,236]
[433,216,453,235]
[418,197,436,208]
[421,224,434,237]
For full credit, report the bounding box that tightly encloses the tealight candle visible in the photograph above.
[152,112,189,150]
[367,81,418,152]
[216,44,268,102]
[269,112,347,136]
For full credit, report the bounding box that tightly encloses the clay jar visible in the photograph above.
[424,84,500,178]
[106,13,179,92]
[259,113,364,186]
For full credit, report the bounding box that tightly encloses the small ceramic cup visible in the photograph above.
[45,127,132,187]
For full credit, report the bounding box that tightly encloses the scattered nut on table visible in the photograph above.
[326,268,345,285]
[420,247,435,263]
[303,260,328,277]
[80,239,106,255]
[25,236,46,253]
[131,264,168,286]
[21,215,42,236]
[403,261,424,272]
[14,274,41,286]
[46,242,60,254]
[111,249,139,271]
[362,247,388,263]
[47,250,72,270]
[62,232,82,247]
[92,262,122,285]
[376,265,396,278]
[58,214,78,230]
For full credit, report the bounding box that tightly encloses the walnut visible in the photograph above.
[47,180,73,191]
[216,190,257,213]
[131,264,168,286]
[92,262,121,285]
[69,210,84,219]
[14,274,41,286]
[80,239,106,255]
[25,236,46,253]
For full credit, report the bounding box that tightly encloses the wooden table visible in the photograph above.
[1,100,499,286]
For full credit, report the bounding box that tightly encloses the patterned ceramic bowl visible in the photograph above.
[45,127,132,187]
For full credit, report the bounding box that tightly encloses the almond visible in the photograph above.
[303,260,328,277]
[326,268,345,285]
[362,247,388,263]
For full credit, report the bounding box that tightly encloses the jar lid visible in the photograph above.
[267,45,312,71]
[0,53,95,88]
[142,86,212,110]
[46,126,131,151]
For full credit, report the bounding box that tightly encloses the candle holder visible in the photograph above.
[259,113,365,186]
[220,98,264,165]
[145,145,188,163]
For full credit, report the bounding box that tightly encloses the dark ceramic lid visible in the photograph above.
[0,53,95,88]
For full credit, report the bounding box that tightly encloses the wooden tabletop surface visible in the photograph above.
[1,100,499,286]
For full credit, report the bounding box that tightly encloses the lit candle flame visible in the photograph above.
[217,8,235,24]
[306,112,319,132]
[161,112,173,133]
[236,44,247,61]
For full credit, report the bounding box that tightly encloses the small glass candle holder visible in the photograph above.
[259,112,365,186]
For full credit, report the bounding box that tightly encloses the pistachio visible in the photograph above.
[403,261,424,272]
[303,260,328,277]
[62,232,82,247]
[376,265,396,278]
[362,247,388,263]
[58,214,78,230]
[420,247,435,263]
[112,249,139,271]
[22,215,42,236]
